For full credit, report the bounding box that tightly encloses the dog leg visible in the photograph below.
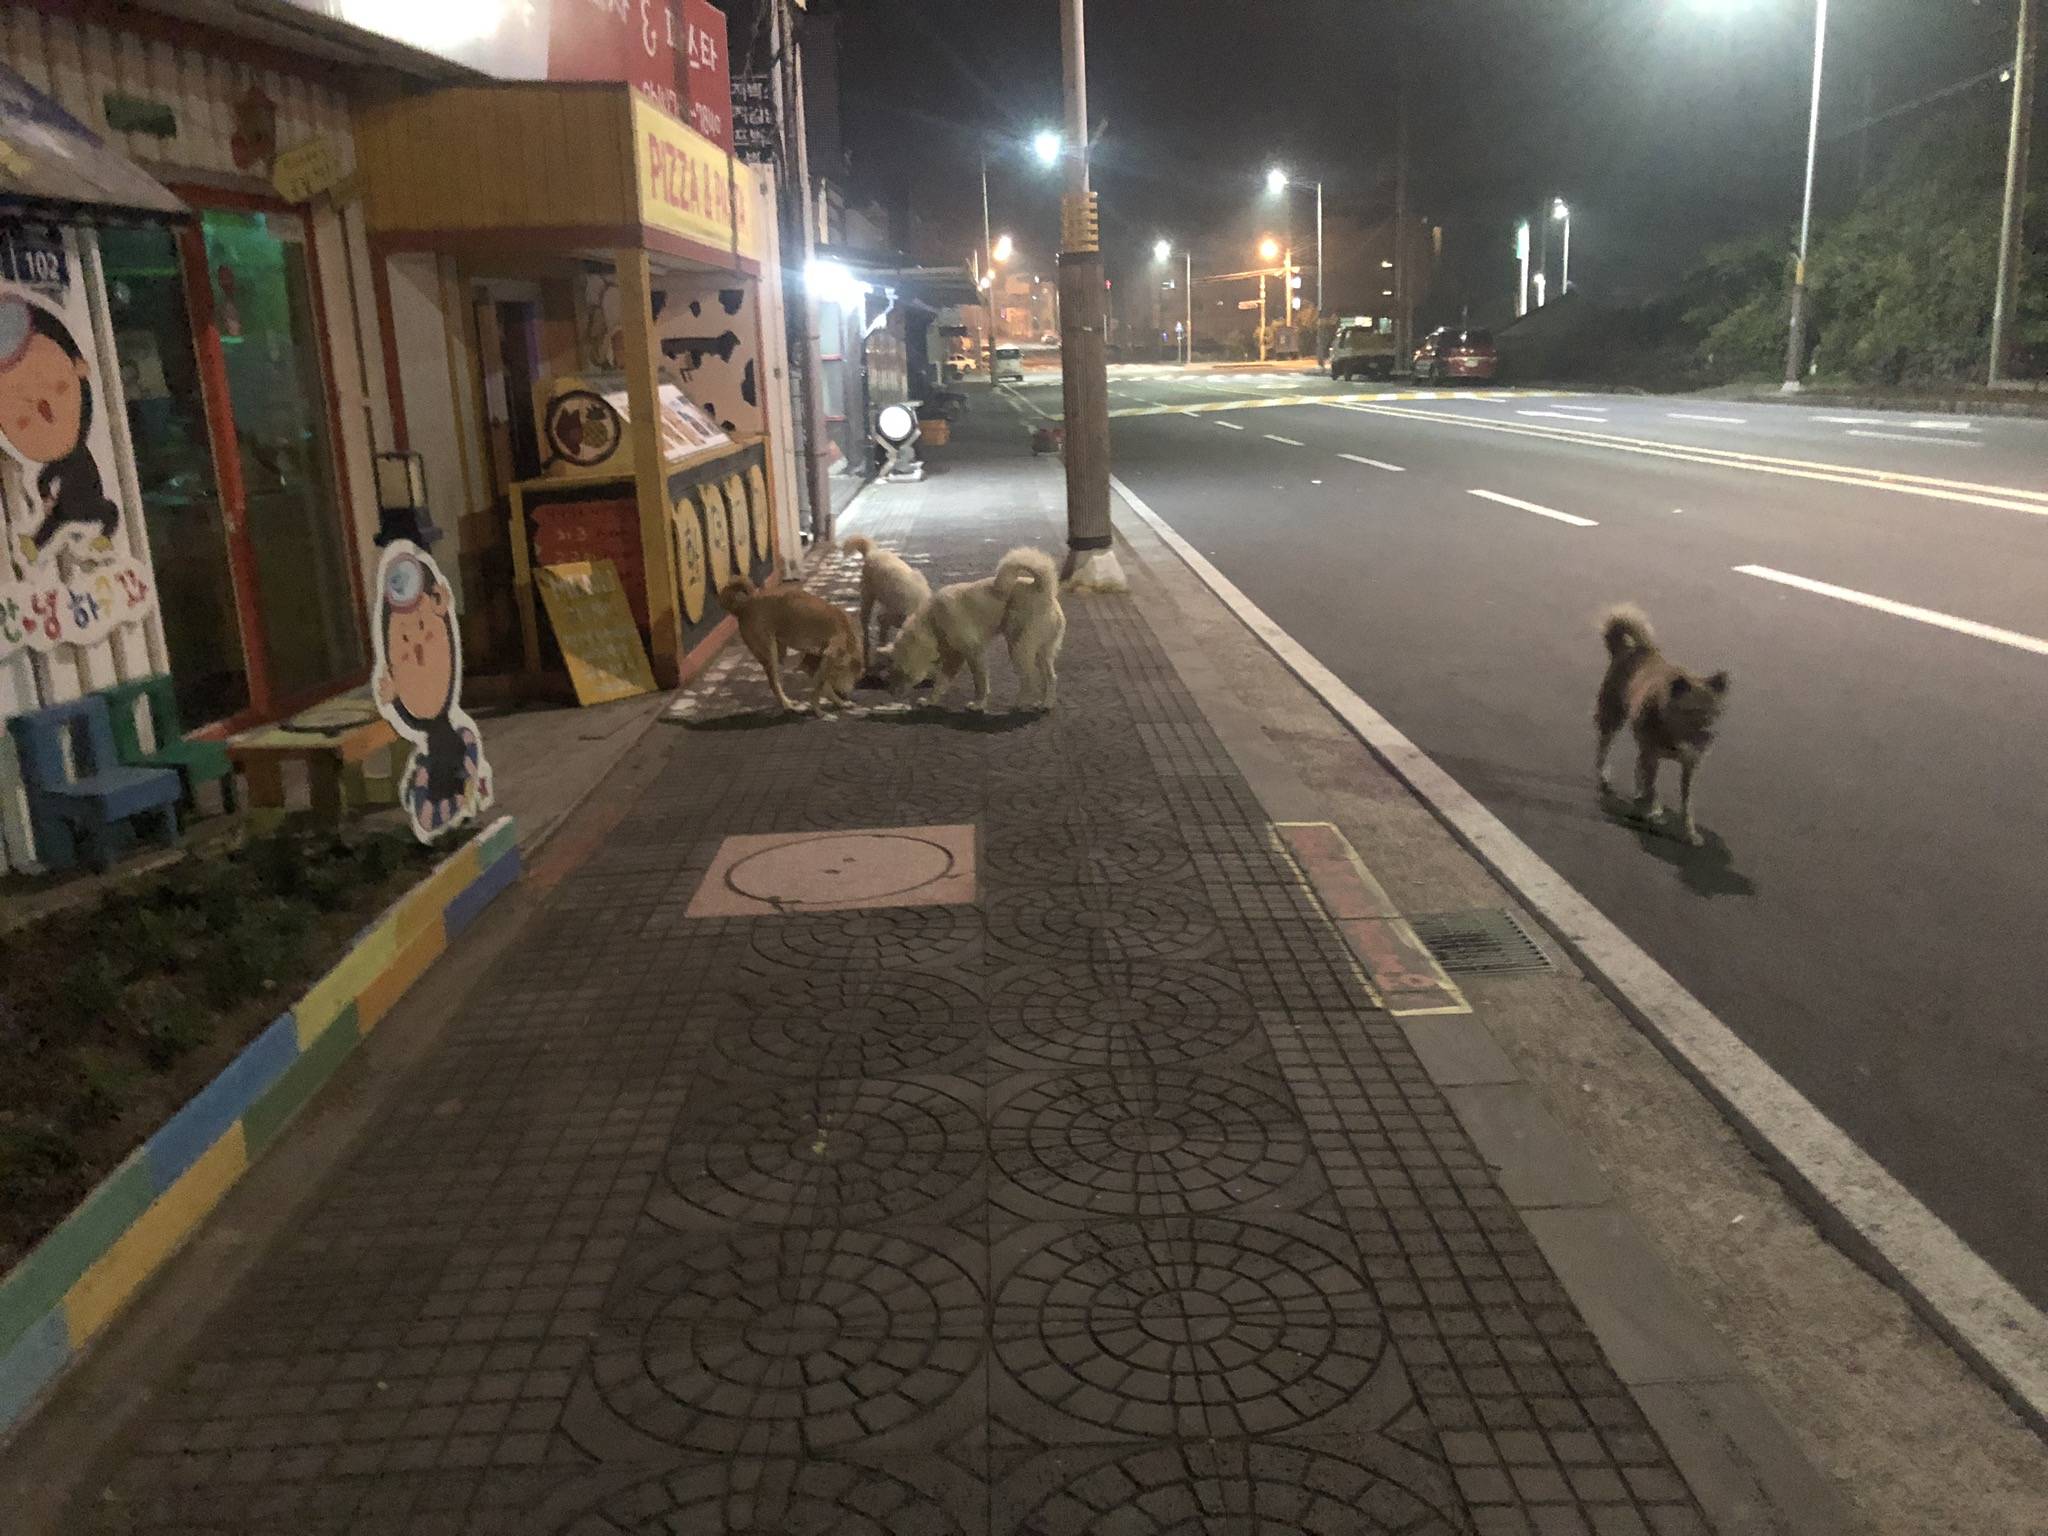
[767,646,804,713]
[1632,745,1660,823]
[859,593,875,667]
[1595,727,1619,793]
[966,651,992,711]
[1041,645,1058,710]
[1676,758,1704,846]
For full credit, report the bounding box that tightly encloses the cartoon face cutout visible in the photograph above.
[0,296,89,465]
[379,550,455,725]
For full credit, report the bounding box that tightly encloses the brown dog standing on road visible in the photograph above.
[1595,604,1729,846]
[717,578,862,712]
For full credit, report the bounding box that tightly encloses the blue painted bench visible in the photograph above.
[7,696,181,873]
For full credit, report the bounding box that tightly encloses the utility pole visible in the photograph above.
[1056,0,1121,589]
[772,0,832,541]
[1184,250,1193,365]
[1989,0,2037,386]
[1259,271,1269,361]
[981,150,997,382]
[1394,44,1411,361]
[1783,0,1829,392]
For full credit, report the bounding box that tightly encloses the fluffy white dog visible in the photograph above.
[840,534,931,665]
[885,546,1065,711]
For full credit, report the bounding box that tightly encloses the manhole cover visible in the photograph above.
[1409,908,1553,976]
[687,825,977,917]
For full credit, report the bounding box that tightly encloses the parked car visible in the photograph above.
[992,344,1025,383]
[1411,326,1497,384]
[1327,319,1397,381]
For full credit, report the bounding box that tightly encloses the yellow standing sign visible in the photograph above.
[535,559,658,706]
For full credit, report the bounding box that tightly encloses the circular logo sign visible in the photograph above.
[542,389,624,471]
[671,493,707,623]
[701,484,733,588]
[746,465,771,560]
[723,475,749,573]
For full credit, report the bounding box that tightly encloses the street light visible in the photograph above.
[1032,128,1061,167]
[1152,239,1193,363]
[1152,237,1171,263]
[993,232,1015,264]
[1258,236,1281,263]
[1265,166,1326,330]
[1550,198,1571,295]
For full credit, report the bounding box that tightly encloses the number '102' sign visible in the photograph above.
[0,227,67,295]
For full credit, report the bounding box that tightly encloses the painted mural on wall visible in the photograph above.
[652,281,761,437]
[371,541,493,844]
[0,256,156,662]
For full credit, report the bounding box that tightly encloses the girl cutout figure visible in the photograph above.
[372,543,492,842]
[0,293,121,564]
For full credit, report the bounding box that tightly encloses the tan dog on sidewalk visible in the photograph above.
[1595,604,1730,846]
[884,546,1065,711]
[840,534,931,665]
[717,577,862,712]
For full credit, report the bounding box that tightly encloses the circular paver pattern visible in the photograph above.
[591,1230,981,1456]
[667,1077,982,1226]
[715,970,982,1078]
[992,1068,1307,1215]
[988,885,1220,964]
[1019,1441,1462,1535]
[564,1457,961,1533]
[723,831,960,909]
[987,964,1253,1067]
[982,819,1193,885]
[996,1217,1383,1439]
[749,904,980,970]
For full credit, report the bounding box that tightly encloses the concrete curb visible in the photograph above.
[1730,390,2048,419]
[1111,475,2048,1438]
[0,816,522,1439]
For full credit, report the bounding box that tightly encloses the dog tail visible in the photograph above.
[716,577,757,616]
[840,534,874,560]
[993,545,1059,599]
[1601,604,1654,657]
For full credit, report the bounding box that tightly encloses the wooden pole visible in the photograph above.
[615,248,683,686]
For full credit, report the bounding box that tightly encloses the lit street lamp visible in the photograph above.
[1265,166,1325,326]
[1551,198,1571,295]
[1154,239,1192,363]
[1258,236,1281,263]
[1032,128,1062,167]
[1152,238,1171,263]
[993,232,1015,264]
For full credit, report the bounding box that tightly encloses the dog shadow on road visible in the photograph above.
[1597,790,1757,899]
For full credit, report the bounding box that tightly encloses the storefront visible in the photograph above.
[352,80,796,695]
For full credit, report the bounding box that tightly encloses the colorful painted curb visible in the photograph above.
[0,816,521,1436]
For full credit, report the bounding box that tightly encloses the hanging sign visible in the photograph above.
[731,75,775,164]
[0,237,156,662]
[272,135,348,203]
[371,541,494,843]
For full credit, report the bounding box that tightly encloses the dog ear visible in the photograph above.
[1669,675,1691,697]
[1706,670,1730,694]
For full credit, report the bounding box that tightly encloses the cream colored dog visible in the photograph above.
[885,546,1065,711]
[840,534,931,664]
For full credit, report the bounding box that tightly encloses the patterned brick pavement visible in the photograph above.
[66,453,1713,1534]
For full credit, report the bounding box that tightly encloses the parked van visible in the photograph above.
[992,344,1025,383]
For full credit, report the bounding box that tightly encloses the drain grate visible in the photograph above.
[1409,908,1554,977]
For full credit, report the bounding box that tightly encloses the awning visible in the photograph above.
[824,252,983,310]
[0,64,186,223]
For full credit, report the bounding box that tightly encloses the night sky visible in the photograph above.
[830,0,2024,331]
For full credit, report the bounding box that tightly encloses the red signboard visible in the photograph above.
[681,0,732,151]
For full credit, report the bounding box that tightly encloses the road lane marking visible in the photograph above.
[1814,415,1884,425]
[1214,419,1244,429]
[1668,412,1747,424]
[1734,565,2048,656]
[1468,488,1597,526]
[1909,420,1977,432]
[1325,400,2048,513]
[1845,428,1981,448]
[1338,453,1405,472]
[1265,434,1305,446]
[1519,409,1607,422]
[1111,470,2048,1432]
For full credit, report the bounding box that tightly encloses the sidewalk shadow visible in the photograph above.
[861,703,1048,735]
[1599,790,1757,898]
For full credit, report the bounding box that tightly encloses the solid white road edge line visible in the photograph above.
[1845,428,1981,447]
[1111,472,2048,1433]
[1338,453,1406,472]
[1467,488,1598,527]
[1264,434,1306,446]
[1734,565,2048,656]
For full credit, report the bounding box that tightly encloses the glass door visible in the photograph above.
[199,209,364,705]
[99,225,249,727]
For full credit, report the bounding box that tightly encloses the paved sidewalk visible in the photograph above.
[48,411,1719,1534]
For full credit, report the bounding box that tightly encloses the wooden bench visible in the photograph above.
[227,709,399,823]
[7,696,182,872]
[103,674,237,815]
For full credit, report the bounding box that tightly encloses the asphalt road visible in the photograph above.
[1006,365,2048,1308]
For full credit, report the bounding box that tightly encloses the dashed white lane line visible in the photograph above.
[1845,428,1981,448]
[1214,419,1244,430]
[1734,565,2048,656]
[1518,409,1607,422]
[1467,488,1598,527]
[1265,434,1306,446]
[1338,452,1405,472]
[1667,412,1747,424]
[1909,419,1977,432]
[1814,415,1884,425]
